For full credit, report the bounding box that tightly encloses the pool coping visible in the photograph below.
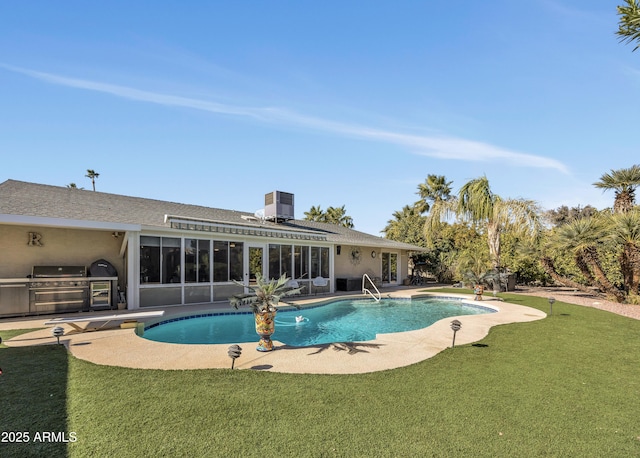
[2,288,546,374]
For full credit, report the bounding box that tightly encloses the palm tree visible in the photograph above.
[325,205,354,228]
[229,274,302,314]
[229,274,303,352]
[303,205,354,228]
[539,255,598,296]
[425,176,540,290]
[85,169,100,191]
[303,205,325,222]
[617,0,640,51]
[593,164,640,214]
[456,248,491,286]
[552,217,626,302]
[415,174,453,214]
[66,183,83,189]
[608,210,640,294]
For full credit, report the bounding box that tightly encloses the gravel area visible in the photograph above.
[512,286,640,320]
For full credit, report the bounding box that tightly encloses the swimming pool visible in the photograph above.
[141,296,495,347]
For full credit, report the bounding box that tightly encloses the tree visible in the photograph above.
[66,183,84,189]
[608,210,640,294]
[426,221,483,284]
[415,174,453,214]
[617,0,640,51]
[593,164,640,214]
[456,245,491,285]
[539,255,598,296]
[383,204,426,246]
[550,216,626,302]
[325,205,354,228]
[425,176,540,290]
[86,169,100,191]
[303,205,354,228]
[303,205,324,222]
[545,205,598,227]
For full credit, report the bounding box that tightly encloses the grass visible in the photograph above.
[1,293,640,457]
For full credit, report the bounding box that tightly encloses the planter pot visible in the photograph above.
[254,311,277,352]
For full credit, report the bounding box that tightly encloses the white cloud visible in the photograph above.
[2,64,570,174]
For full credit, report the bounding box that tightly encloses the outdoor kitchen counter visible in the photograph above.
[0,277,117,283]
[0,277,117,318]
[0,279,30,317]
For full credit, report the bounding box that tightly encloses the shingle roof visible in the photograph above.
[0,179,425,251]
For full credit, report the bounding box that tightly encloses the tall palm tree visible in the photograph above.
[425,176,540,290]
[593,164,640,214]
[415,174,453,214]
[85,169,100,191]
[552,217,626,302]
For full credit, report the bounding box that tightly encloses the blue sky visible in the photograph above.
[1,1,638,235]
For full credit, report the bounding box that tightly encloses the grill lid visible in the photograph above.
[32,266,86,278]
[88,259,117,277]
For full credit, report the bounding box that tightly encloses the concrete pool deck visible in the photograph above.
[1,287,546,374]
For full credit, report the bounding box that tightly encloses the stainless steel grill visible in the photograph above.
[29,266,89,314]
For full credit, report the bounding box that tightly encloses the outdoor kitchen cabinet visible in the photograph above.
[0,280,30,316]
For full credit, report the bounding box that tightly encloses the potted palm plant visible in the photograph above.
[229,274,303,352]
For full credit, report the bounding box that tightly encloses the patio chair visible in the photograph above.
[312,276,328,295]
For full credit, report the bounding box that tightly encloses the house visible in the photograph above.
[0,180,424,316]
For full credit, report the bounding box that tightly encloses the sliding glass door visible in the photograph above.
[381,252,398,284]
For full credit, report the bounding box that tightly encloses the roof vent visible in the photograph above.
[264,191,294,222]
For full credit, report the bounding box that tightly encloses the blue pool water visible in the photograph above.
[141,297,494,347]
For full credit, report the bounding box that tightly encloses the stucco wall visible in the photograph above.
[334,245,408,284]
[0,225,125,281]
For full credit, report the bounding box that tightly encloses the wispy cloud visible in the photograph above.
[2,64,569,174]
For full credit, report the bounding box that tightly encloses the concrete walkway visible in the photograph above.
[1,288,545,374]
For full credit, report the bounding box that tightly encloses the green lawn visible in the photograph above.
[1,292,640,457]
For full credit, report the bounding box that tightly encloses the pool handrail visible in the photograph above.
[362,274,381,302]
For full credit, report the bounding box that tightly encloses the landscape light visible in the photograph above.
[227,344,243,369]
[548,297,556,316]
[450,320,462,348]
[52,327,64,345]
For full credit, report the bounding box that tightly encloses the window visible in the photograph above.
[139,236,182,284]
[269,244,280,280]
[269,244,294,279]
[311,247,320,278]
[214,241,244,282]
[213,241,229,282]
[141,236,242,285]
[140,236,160,283]
[310,246,330,278]
[185,239,210,283]
[229,242,243,281]
[281,245,292,278]
[320,247,329,278]
[294,245,309,280]
[162,238,181,283]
